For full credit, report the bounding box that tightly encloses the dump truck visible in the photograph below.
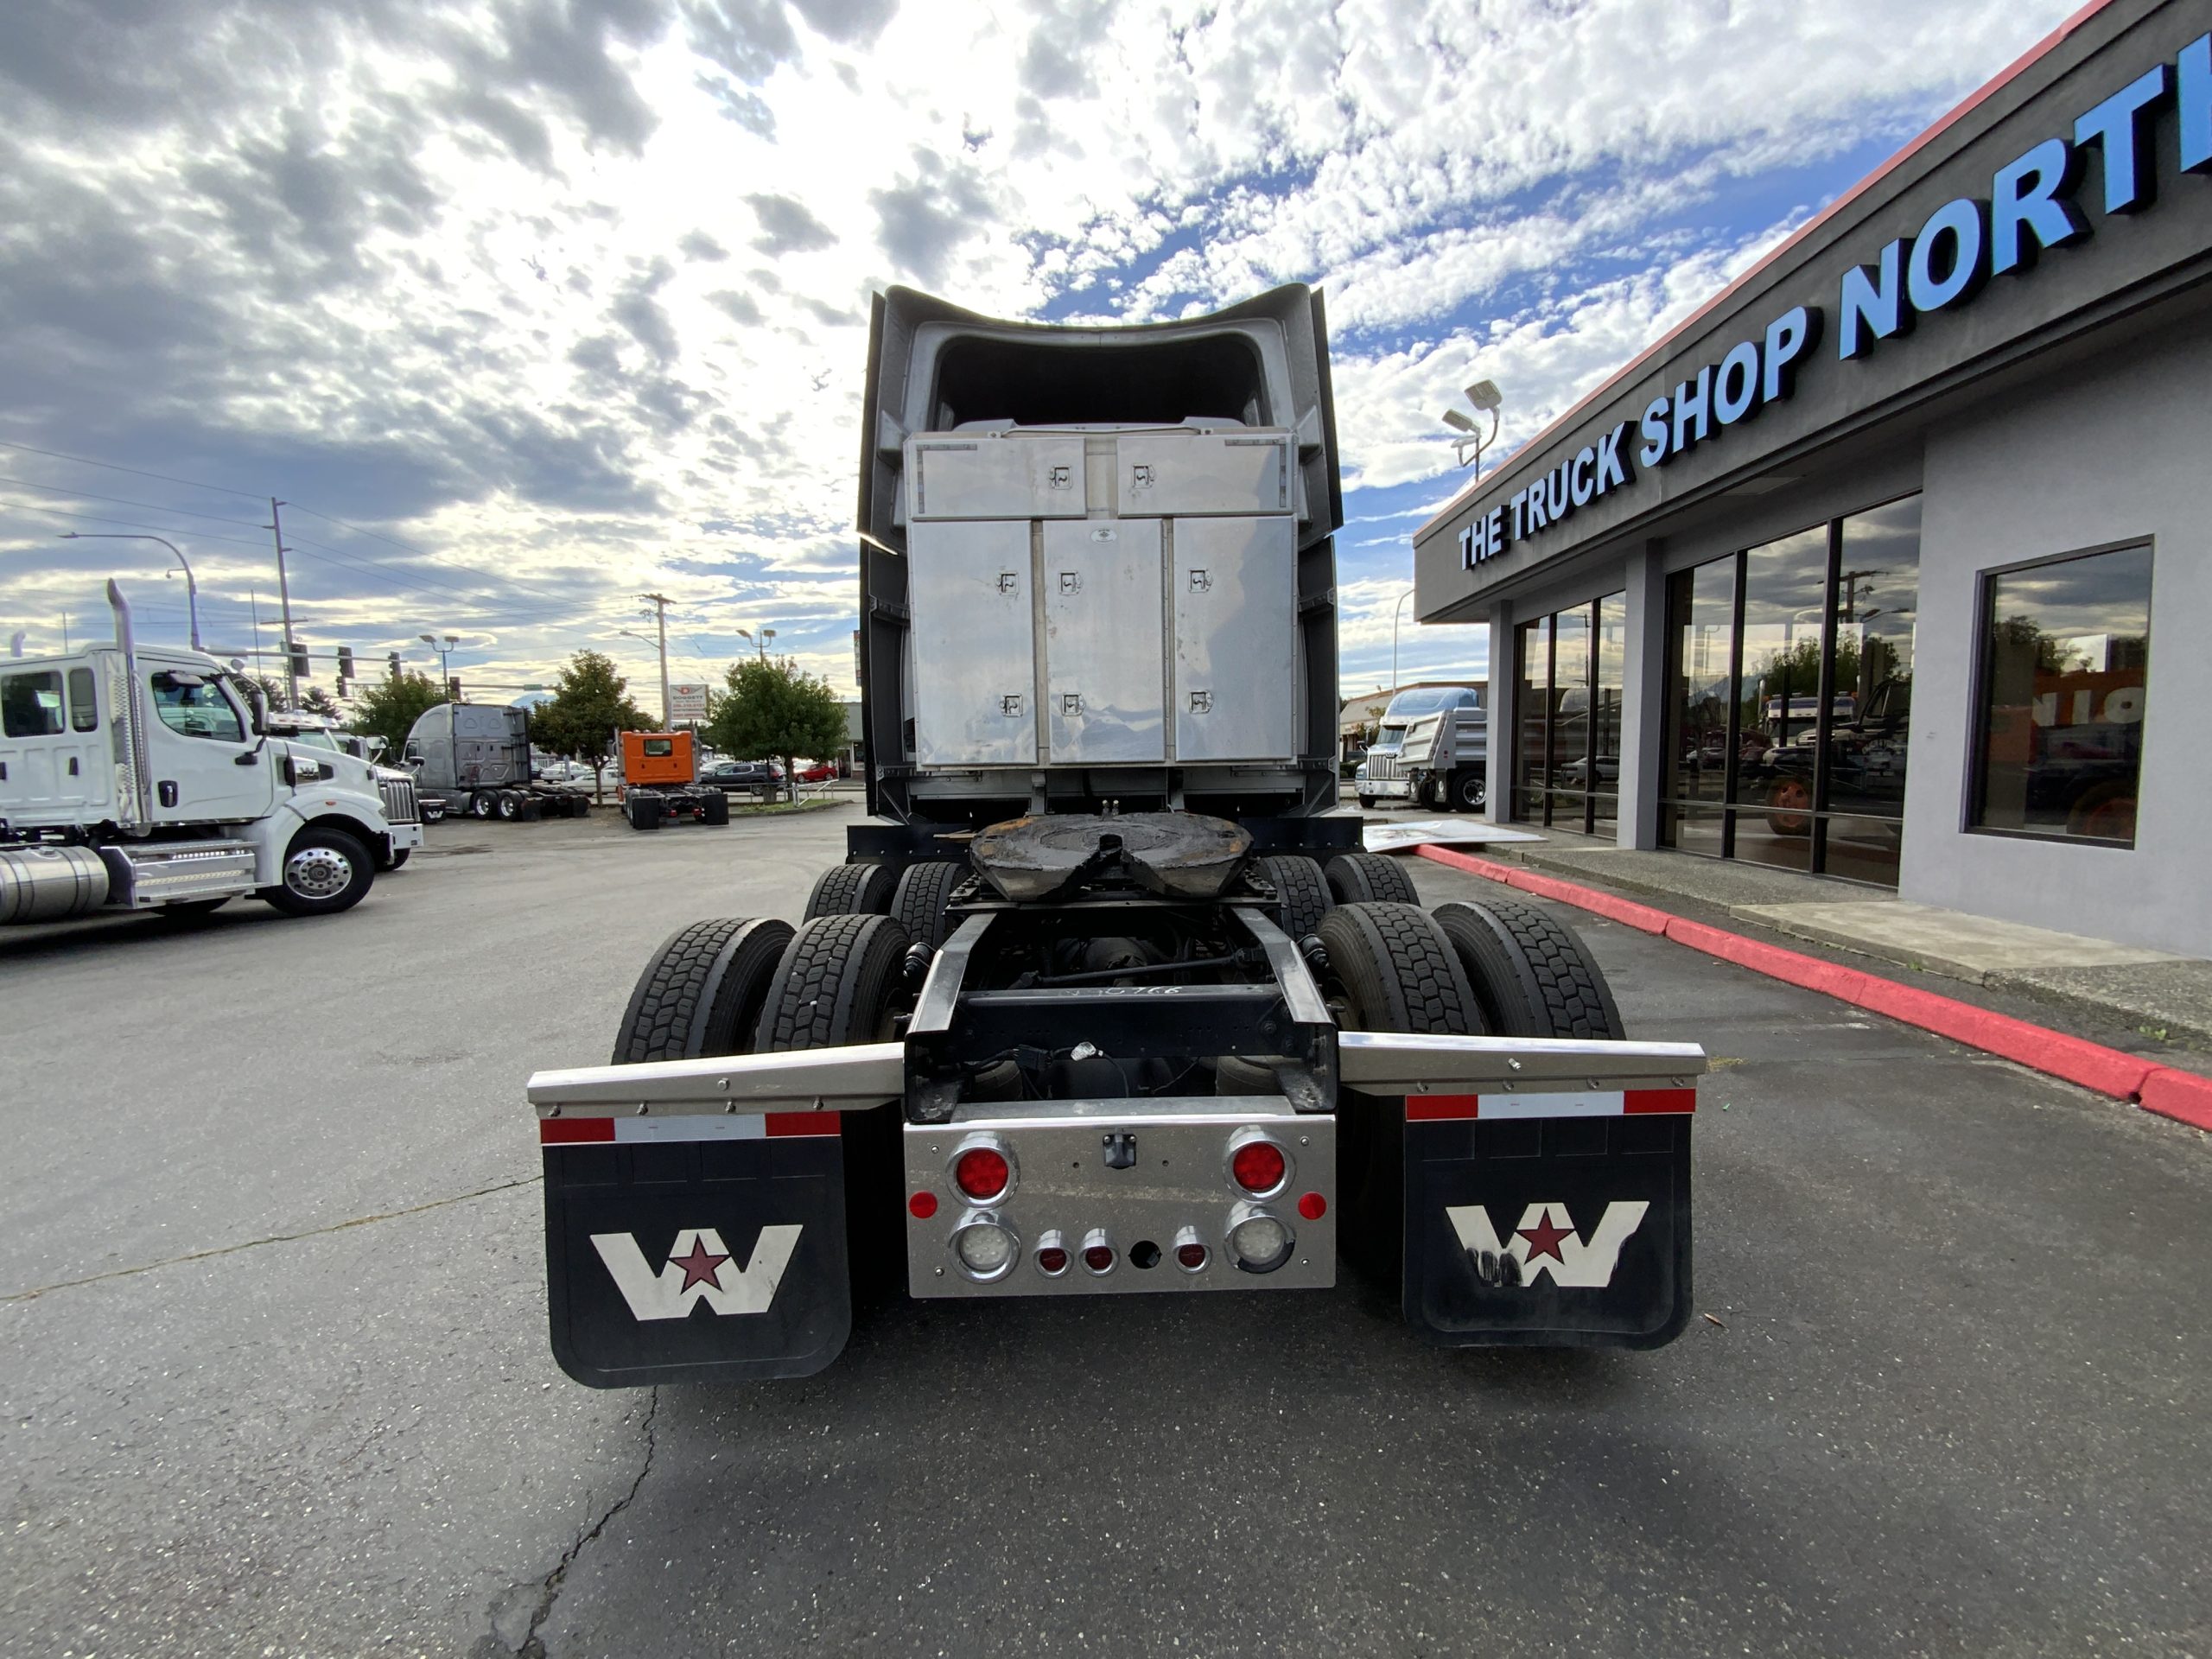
[1,583,414,925]
[525,286,1703,1386]
[401,702,590,821]
[1353,683,1485,810]
[616,730,729,830]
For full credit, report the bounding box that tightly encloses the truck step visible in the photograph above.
[104,839,259,906]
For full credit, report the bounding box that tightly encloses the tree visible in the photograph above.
[705,657,849,803]
[243,673,291,714]
[299,684,340,719]
[531,650,654,802]
[349,670,448,759]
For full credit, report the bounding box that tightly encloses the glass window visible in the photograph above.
[1973,543,2151,846]
[1514,618,1549,820]
[1590,591,1626,830]
[149,671,245,742]
[2,671,66,737]
[68,667,98,732]
[1663,556,1734,830]
[643,737,674,757]
[1732,525,1828,874]
[1510,594,1623,831]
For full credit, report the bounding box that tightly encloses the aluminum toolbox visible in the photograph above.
[1171,515,1299,761]
[1042,518,1165,764]
[906,518,1037,766]
[1118,430,1294,518]
[908,435,1087,521]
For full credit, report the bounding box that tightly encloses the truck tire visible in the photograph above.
[379,848,411,871]
[265,827,374,918]
[1325,851,1420,906]
[1450,769,1486,812]
[516,796,543,822]
[467,791,496,820]
[612,916,797,1063]
[755,913,911,1051]
[804,860,899,919]
[1313,903,1481,1034]
[1431,897,1624,1040]
[702,791,731,826]
[496,791,521,821]
[627,797,664,831]
[1417,777,1440,810]
[891,859,963,949]
[1357,794,1377,810]
[1253,854,1332,940]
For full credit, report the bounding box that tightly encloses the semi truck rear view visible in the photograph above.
[526,286,1704,1385]
[403,702,590,821]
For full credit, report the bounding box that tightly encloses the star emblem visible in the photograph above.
[1516,1207,1576,1264]
[667,1236,729,1292]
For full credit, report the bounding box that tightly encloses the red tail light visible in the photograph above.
[1083,1244,1116,1273]
[1175,1242,1208,1270]
[1297,1192,1327,1220]
[1230,1140,1287,1195]
[908,1191,938,1219]
[1037,1245,1070,1275]
[954,1146,1011,1202]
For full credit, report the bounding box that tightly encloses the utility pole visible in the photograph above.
[640,592,672,728]
[266,499,298,703]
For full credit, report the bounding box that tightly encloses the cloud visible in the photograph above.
[870,149,995,285]
[745,193,838,254]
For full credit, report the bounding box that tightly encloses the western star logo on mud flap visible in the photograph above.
[1446,1202,1649,1289]
[591,1225,803,1320]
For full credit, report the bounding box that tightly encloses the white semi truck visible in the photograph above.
[1354,683,1487,810]
[525,287,1704,1387]
[0,583,416,926]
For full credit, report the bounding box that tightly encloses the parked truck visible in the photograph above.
[402,702,591,821]
[525,286,1703,1387]
[262,709,426,868]
[0,583,415,926]
[1353,683,1485,810]
[617,730,729,830]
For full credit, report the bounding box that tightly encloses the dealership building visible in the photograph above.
[1413,0,2211,957]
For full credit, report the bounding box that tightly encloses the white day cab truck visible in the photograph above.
[261,709,424,869]
[525,287,1705,1386]
[0,583,420,928]
[1354,683,1487,811]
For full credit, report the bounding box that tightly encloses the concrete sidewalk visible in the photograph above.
[1464,824,2212,1051]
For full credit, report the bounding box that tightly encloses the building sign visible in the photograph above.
[668,683,708,721]
[1461,29,2210,574]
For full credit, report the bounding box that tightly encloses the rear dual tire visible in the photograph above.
[1324,851,1420,906]
[804,860,900,920]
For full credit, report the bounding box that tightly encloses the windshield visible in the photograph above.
[1382,687,1476,720]
[284,729,342,751]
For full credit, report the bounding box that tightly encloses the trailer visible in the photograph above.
[525,285,1703,1386]
[1,583,413,927]
[401,702,591,822]
[617,730,729,830]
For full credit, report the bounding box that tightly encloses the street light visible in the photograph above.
[418,632,460,685]
[59,532,200,648]
[1392,589,1415,691]
[614,626,672,725]
[1440,379,1503,474]
[734,626,778,661]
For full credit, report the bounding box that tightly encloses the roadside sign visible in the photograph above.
[669,683,708,721]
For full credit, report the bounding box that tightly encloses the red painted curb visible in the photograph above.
[1411,842,2202,1131]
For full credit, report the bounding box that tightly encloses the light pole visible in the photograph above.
[419,632,460,690]
[735,626,776,662]
[1440,380,1503,474]
[59,532,200,648]
[1392,589,1415,691]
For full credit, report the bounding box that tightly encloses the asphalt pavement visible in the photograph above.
[4,806,2209,1657]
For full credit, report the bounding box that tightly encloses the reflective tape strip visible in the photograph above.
[1406,1087,1694,1122]
[538,1112,842,1146]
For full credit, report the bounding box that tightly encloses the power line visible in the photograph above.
[0,438,267,501]
[0,472,272,531]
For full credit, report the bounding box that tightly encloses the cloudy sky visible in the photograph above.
[0,0,2077,707]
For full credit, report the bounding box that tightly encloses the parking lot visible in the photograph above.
[5,806,2210,1658]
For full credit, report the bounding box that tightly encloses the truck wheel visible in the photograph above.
[804,860,899,919]
[467,791,496,819]
[496,791,522,821]
[613,916,797,1063]
[1416,777,1440,810]
[1313,903,1481,1034]
[755,913,911,1050]
[516,796,543,822]
[1764,778,1812,836]
[1357,794,1377,811]
[1432,897,1623,1040]
[702,791,731,826]
[1253,854,1332,940]
[891,860,962,948]
[265,827,374,917]
[1451,770,1486,812]
[379,849,411,872]
[1325,851,1420,906]
[628,798,664,831]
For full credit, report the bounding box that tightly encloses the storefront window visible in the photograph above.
[1659,494,1921,884]
[1972,543,2151,846]
[1511,592,1624,833]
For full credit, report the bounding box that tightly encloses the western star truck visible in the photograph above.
[617,730,730,830]
[1354,683,1486,810]
[0,583,415,926]
[261,709,426,868]
[524,286,1703,1387]
[402,702,591,821]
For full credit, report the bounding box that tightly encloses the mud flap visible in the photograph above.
[543,1123,851,1387]
[1402,1113,1691,1350]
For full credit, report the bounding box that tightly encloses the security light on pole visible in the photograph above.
[418,632,460,683]
[1440,379,1503,473]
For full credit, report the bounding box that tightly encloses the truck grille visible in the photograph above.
[1365,753,1403,780]
[378,778,421,824]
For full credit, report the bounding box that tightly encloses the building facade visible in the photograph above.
[1413,0,2211,957]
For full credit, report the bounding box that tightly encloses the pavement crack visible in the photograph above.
[509,1389,659,1659]
[1,1175,541,1303]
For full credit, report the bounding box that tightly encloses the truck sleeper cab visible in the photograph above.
[525,288,1703,1386]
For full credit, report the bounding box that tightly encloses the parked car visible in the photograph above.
[795,760,839,783]
[701,760,785,793]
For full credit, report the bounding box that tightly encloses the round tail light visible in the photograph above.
[1230,1138,1287,1197]
[1227,1207,1294,1274]
[1080,1228,1115,1274]
[950,1216,1018,1282]
[1173,1226,1209,1273]
[1034,1230,1070,1277]
[953,1144,1012,1203]
[1297,1192,1327,1220]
